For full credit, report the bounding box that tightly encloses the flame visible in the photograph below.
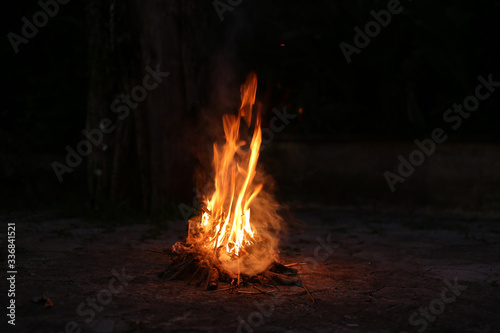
[200,72,262,258]
[185,72,281,276]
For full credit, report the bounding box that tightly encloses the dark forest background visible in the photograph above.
[2,0,500,220]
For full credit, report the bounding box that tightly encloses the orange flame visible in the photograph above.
[200,72,262,258]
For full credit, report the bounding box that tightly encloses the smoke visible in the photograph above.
[219,171,283,276]
[188,14,252,198]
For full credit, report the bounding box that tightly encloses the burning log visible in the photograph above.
[161,245,305,290]
[161,233,308,298]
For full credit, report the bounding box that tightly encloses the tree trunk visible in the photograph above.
[86,0,207,215]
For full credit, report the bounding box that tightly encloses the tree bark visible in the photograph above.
[86,0,207,215]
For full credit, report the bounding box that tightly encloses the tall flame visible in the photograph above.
[186,72,281,276]
[200,72,262,258]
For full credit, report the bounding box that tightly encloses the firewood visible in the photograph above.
[167,259,193,281]
[158,261,184,278]
[207,267,219,290]
[187,264,202,285]
[284,262,306,267]
[302,284,314,303]
[252,285,276,295]
[269,262,298,275]
[162,242,312,301]
[264,271,301,286]
[196,269,208,287]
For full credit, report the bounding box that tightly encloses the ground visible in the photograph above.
[1,208,499,333]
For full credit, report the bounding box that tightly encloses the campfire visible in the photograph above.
[161,73,311,299]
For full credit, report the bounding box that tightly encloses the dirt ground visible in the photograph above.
[1,208,499,333]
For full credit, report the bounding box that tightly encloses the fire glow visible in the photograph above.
[163,72,309,294]
[174,72,282,280]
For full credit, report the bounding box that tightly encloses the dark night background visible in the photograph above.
[1,1,500,332]
[2,0,500,217]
